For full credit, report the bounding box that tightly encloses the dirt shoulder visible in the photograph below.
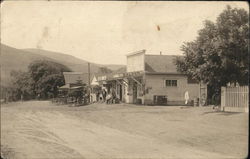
[1,101,248,159]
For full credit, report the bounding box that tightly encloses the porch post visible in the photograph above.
[142,72,146,105]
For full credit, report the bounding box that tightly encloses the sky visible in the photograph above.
[1,1,249,65]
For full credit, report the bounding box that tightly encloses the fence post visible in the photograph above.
[221,87,226,111]
[245,86,249,113]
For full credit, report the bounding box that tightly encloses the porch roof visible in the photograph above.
[59,84,70,89]
[97,71,144,82]
[59,84,84,90]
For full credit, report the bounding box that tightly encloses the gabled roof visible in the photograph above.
[63,72,95,84]
[145,55,183,73]
[91,76,99,86]
[112,66,126,74]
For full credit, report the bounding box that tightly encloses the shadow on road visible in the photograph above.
[202,111,242,116]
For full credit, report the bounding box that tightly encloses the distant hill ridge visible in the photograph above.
[0,44,125,86]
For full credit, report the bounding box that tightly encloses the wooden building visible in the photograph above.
[97,50,207,105]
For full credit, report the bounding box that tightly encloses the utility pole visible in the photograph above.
[88,62,91,86]
[88,62,91,103]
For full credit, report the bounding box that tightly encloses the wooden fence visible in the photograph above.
[221,86,249,112]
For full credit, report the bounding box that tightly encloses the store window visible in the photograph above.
[165,80,177,87]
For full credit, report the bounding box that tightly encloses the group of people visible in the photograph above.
[96,88,117,104]
[96,89,107,102]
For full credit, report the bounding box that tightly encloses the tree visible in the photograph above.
[10,70,35,100]
[98,67,113,74]
[28,60,72,99]
[36,74,66,98]
[28,60,71,83]
[175,6,249,104]
[8,60,72,101]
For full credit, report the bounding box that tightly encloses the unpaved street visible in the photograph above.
[1,101,248,159]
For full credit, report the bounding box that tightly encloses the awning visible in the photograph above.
[97,71,144,82]
[70,86,83,89]
[59,84,83,90]
[59,84,70,89]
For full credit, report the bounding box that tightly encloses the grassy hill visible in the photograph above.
[0,44,125,86]
[24,48,101,73]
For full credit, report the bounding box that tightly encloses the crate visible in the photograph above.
[153,95,167,105]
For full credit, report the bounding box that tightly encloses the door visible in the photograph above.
[133,83,137,103]
[119,85,122,101]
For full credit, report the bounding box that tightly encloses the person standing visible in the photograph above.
[21,93,23,102]
[37,93,40,100]
[102,89,107,102]
[184,91,189,105]
[106,93,112,104]
[96,91,100,102]
[111,88,116,104]
[99,90,103,102]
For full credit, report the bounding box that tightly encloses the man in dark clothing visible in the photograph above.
[102,89,107,102]
[96,92,100,102]
[111,88,116,104]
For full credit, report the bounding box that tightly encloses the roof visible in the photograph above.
[63,72,95,84]
[59,84,84,91]
[145,55,183,73]
[126,50,146,57]
[97,71,144,81]
[91,76,99,86]
[112,66,126,74]
[59,84,70,89]
[63,72,86,75]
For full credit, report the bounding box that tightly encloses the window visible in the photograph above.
[166,80,172,86]
[171,80,177,86]
[165,80,177,87]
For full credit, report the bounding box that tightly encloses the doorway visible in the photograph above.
[132,83,137,103]
[119,85,122,101]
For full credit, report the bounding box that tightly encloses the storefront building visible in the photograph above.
[98,50,207,105]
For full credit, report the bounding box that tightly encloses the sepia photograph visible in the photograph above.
[0,1,249,159]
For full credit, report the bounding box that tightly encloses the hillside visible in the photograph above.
[1,44,55,86]
[24,48,100,73]
[24,49,125,73]
[0,44,125,86]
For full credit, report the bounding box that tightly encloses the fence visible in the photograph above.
[221,86,249,112]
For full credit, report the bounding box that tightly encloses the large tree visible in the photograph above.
[175,5,249,102]
[28,60,72,99]
[9,60,71,100]
[98,67,113,74]
[9,70,35,100]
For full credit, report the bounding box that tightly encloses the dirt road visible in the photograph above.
[1,101,248,159]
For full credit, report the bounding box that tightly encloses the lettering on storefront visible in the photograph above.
[97,76,107,81]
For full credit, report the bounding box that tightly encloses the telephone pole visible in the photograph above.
[88,62,91,103]
[88,62,91,86]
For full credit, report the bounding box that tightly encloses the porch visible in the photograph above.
[97,71,145,104]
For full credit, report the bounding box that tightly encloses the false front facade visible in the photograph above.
[98,50,207,105]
